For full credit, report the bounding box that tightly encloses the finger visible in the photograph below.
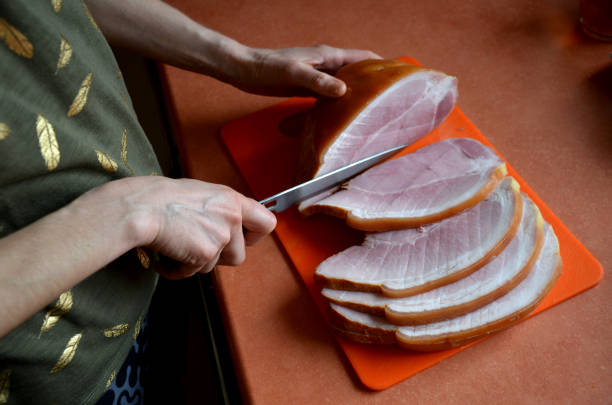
[156,258,201,280]
[291,63,347,97]
[198,249,222,274]
[155,214,226,277]
[312,47,382,72]
[336,49,383,65]
[218,223,246,266]
[241,197,276,245]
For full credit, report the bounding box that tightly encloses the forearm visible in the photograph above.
[0,185,142,337]
[0,176,276,337]
[85,0,381,97]
[85,0,248,83]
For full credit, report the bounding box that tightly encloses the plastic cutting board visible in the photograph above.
[219,57,603,390]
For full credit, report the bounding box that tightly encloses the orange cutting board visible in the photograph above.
[219,58,603,390]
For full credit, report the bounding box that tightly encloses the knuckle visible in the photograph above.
[207,225,232,249]
[199,244,220,263]
[227,209,242,227]
[315,44,337,58]
[222,187,243,205]
[283,62,302,78]
[219,230,232,247]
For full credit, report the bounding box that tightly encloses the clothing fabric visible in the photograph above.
[0,2,162,403]
[96,316,150,405]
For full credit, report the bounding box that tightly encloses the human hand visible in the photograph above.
[76,176,276,279]
[85,1,379,97]
[231,45,381,98]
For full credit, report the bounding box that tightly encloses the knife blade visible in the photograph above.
[259,144,407,212]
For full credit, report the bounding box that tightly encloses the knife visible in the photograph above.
[259,144,407,212]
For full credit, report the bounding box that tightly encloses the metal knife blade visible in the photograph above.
[259,144,407,212]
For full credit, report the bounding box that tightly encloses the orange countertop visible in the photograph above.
[159,1,611,403]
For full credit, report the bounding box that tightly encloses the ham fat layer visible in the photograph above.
[314,177,522,297]
[300,138,507,231]
[297,59,457,181]
[322,194,544,325]
[328,222,562,351]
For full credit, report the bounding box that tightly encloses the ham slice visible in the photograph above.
[314,177,522,297]
[328,222,562,351]
[299,138,507,231]
[297,59,457,182]
[322,194,544,324]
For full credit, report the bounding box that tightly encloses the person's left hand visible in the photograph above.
[229,45,381,98]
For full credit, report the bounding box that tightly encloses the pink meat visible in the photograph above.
[329,222,562,351]
[322,194,544,324]
[314,177,522,297]
[299,138,507,231]
[314,70,457,178]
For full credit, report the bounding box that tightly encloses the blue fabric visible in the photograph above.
[96,317,150,405]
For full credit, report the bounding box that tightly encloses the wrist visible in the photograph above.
[190,26,251,84]
[64,179,154,255]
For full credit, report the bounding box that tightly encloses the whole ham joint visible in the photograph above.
[322,194,544,325]
[314,177,523,298]
[297,59,457,182]
[299,138,507,231]
[328,222,562,351]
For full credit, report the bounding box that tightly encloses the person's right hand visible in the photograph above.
[73,176,276,279]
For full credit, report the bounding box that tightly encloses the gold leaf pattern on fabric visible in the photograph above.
[133,316,143,340]
[67,73,93,117]
[50,333,82,374]
[0,18,34,59]
[81,1,100,31]
[40,290,73,334]
[150,171,159,176]
[121,129,128,164]
[95,149,118,173]
[0,123,10,140]
[105,370,117,390]
[136,248,150,269]
[0,369,10,404]
[52,0,63,13]
[117,69,122,79]
[121,129,135,175]
[119,91,132,110]
[103,323,129,338]
[56,35,72,72]
[36,114,60,171]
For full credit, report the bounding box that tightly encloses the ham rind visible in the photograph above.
[314,177,522,298]
[297,59,457,182]
[328,222,562,351]
[299,138,507,231]
[322,194,544,325]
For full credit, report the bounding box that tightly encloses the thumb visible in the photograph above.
[294,64,347,97]
[241,198,277,245]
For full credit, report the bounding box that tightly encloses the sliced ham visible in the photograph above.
[328,222,562,351]
[297,59,457,182]
[322,194,544,325]
[314,177,522,297]
[299,138,507,231]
